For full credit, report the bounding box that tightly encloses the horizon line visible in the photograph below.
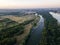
[0,7,60,9]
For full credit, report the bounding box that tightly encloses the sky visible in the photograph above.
[0,0,60,9]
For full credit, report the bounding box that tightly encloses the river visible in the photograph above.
[49,12,60,24]
[25,15,44,45]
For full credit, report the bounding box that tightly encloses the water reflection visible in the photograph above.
[26,15,44,45]
[49,12,60,23]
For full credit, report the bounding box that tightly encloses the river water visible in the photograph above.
[49,12,60,24]
[25,15,44,45]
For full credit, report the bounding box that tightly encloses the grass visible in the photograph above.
[1,15,36,23]
[0,15,39,45]
[0,18,18,30]
[16,24,33,45]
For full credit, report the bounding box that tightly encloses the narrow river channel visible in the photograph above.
[25,15,44,45]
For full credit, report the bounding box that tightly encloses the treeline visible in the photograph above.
[38,11,60,45]
[0,19,34,45]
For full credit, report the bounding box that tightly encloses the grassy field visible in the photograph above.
[0,18,18,30]
[1,15,36,23]
[0,15,36,29]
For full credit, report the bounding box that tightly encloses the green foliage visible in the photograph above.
[0,18,34,45]
[33,22,37,26]
[38,11,60,45]
[0,38,16,45]
[0,24,25,45]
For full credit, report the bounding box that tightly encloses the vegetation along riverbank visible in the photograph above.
[38,11,60,45]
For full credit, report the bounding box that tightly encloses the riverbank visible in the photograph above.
[15,23,33,45]
[22,15,41,45]
[39,11,60,45]
[25,15,44,45]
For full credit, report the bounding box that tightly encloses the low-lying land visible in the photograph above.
[0,14,40,45]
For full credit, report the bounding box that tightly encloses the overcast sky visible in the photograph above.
[0,0,60,9]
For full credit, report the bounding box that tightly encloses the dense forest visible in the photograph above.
[38,10,60,45]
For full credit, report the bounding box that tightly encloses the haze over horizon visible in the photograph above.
[0,0,60,9]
